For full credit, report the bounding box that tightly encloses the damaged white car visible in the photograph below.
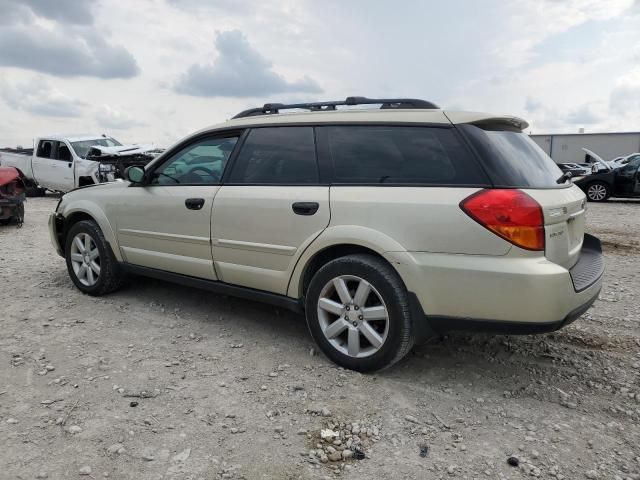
[0,134,161,194]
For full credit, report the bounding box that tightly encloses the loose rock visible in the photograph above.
[78,466,92,476]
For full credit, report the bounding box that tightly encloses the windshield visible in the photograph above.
[71,137,122,158]
[461,125,564,188]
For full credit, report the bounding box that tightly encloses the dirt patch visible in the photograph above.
[0,197,638,479]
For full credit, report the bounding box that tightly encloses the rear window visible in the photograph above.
[322,126,488,185]
[460,124,564,188]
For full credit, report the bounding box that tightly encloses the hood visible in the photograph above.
[582,148,612,171]
[0,166,22,186]
[67,177,130,194]
[86,144,163,158]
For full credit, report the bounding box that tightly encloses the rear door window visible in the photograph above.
[459,124,564,188]
[320,126,488,185]
[228,127,318,184]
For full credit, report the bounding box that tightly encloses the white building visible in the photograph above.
[531,132,640,164]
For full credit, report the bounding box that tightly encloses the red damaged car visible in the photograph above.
[0,166,26,226]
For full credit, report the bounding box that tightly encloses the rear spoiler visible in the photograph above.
[444,111,529,131]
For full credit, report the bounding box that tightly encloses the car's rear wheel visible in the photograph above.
[586,181,610,202]
[305,254,414,372]
[65,220,125,296]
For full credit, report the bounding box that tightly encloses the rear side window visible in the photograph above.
[460,124,564,188]
[322,126,488,185]
[228,127,318,184]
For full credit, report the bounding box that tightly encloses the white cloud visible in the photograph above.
[0,0,138,78]
[565,104,604,125]
[0,76,85,117]
[175,30,322,98]
[96,105,145,129]
[491,0,635,68]
[610,66,640,115]
[10,0,97,25]
[1,0,640,146]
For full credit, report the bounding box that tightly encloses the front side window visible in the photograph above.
[324,126,488,185]
[228,127,318,184]
[37,140,54,158]
[150,136,238,185]
[619,156,640,174]
[57,143,72,161]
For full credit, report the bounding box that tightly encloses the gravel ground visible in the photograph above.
[0,195,639,480]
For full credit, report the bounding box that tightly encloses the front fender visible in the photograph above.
[59,200,122,261]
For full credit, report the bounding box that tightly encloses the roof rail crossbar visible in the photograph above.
[232,96,439,119]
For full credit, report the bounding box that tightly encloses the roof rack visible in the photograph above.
[232,96,439,119]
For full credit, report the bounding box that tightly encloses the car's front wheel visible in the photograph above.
[65,220,125,295]
[305,254,414,372]
[586,181,610,202]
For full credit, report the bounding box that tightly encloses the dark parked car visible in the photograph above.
[575,155,640,201]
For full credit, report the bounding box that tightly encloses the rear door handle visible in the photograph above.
[292,202,319,216]
[185,198,205,210]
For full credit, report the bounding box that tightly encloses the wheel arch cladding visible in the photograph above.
[299,245,385,297]
[62,205,122,261]
[287,225,408,299]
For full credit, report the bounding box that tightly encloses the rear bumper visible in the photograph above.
[569,233,605,292]
[386,234,605,332]
[425,288,600,335]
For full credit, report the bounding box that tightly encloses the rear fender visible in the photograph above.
[286,225,406,298]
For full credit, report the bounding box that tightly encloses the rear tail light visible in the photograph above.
[460,189,545,251]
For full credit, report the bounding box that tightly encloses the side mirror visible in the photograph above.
[126,166,145,184]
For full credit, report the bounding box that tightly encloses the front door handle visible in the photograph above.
[185,198,205,210]
[292,202,319,216]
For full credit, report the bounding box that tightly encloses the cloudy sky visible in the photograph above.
[1,0,639,148]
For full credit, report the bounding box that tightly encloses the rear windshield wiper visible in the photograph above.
[556,171,572,184]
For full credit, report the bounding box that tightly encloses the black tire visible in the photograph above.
[24,182,46,197]
[13,203,24,225]
[585,181,611,202]
[305,254,414,372]
[64,220,125,296]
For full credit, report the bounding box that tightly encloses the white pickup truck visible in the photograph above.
[0,134,160,194]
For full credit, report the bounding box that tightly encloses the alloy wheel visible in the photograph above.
[70,233,101,287]
[587,184,607,201]
[317,275,389,358]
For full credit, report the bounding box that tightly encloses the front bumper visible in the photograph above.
[386,234,605,332]
[0,196,23,219]
[48,213,64,257]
